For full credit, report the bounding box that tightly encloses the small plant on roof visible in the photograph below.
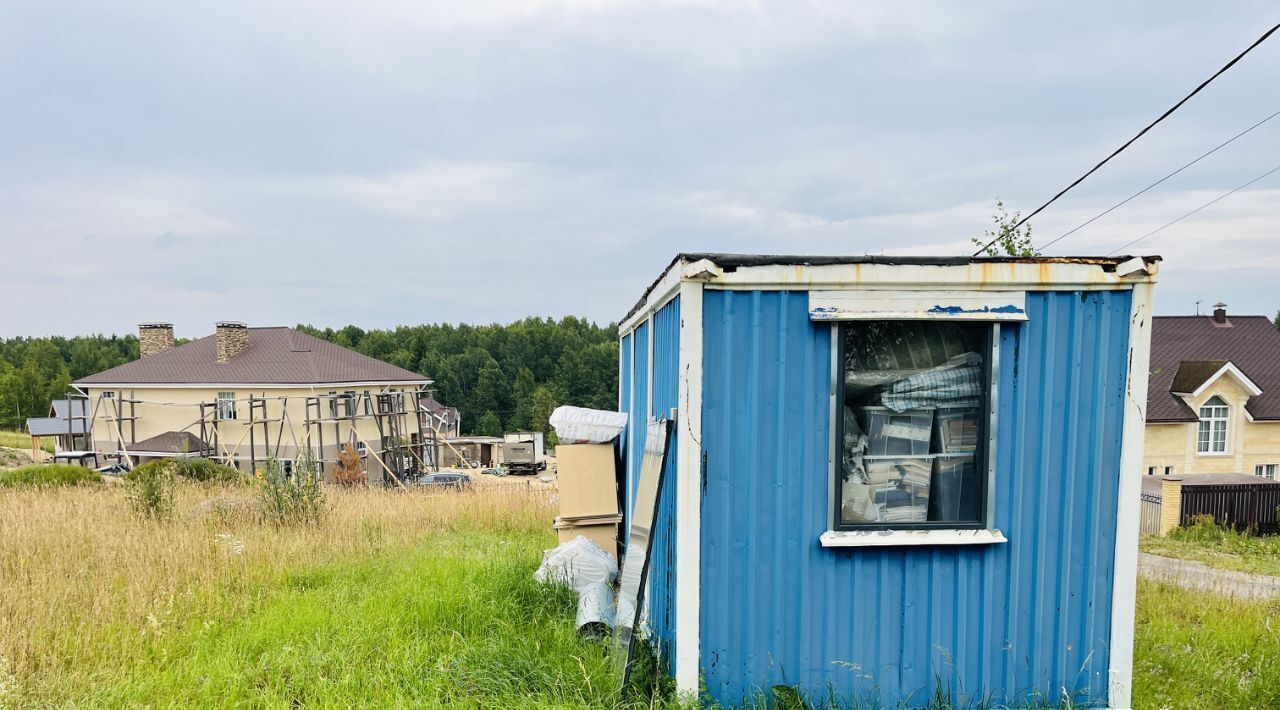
[972,199,1040,257]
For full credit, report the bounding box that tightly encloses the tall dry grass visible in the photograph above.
[0,480,554,700]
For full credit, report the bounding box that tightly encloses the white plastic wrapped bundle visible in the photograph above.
[549,406,629,444]
[535,535,617,588]
[534,535,620,632]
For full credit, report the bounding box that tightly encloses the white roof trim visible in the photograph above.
[619,261,682,334]
[701,259,1158,291]
[1186,362,1263,399]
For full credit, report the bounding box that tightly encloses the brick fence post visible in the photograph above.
[1159,477,1183,536]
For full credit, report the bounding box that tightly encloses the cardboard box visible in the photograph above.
[555,443,619,518]
[553,518,619,560]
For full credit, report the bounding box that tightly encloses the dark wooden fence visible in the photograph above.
[1181,483,1280,535]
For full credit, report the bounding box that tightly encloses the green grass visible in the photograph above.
[0,429,52,453]
[0,463,100,488]
[7,491,1273,709]
[1141,520,1280,577]
[1133,578,1280,709]
[129,457,245,483]
[47,530,677,708]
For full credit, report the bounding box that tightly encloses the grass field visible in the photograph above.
[0,429,52,453]
[1133,578,1280,708]
[1141,522,1280,577]
[0,481,671,708]
[3,479,1276,708]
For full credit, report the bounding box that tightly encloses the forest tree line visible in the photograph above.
[0,335,138,431]
[0,317,619,444]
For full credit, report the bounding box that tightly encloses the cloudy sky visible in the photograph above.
[3,1,1278,337]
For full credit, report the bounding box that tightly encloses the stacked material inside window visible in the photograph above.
[840,322,985,526]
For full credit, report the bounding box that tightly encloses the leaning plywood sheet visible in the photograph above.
[809,289,1028,321]
[613,418,672,696]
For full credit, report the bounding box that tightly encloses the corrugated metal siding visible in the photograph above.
[626,321,649,522]
[620,333,632,455]
[698,289,1131,707]
[648,298,681,662]
[619,299,682,667]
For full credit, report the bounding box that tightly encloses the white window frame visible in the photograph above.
[1164,465,1175,476]
[1255,464,1277,480]
[1196,395,1230,455]
[822,321,1006,547]
[216,391,237,421]
[1146,466,1156,476]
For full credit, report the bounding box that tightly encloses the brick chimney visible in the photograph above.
[138,323,175,358]
[216,321,249,363]
[1212,302,1228,325]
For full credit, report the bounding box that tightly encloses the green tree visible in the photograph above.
[507,367,536,431]
[530,385,558,448]
[474,411,503,437]
[972,198,1039,257]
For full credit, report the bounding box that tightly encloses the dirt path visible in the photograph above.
[1139,552,1280,600]
[0,446,35,471]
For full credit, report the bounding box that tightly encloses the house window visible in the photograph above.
[102,391,115,399]
[363,390,372,415]
[342,391,357,417]
[835,321,992,530]
[1255,464,1277,480]
[216,392,237,421]
[1147,467,1157,476]
[1164,466,1175,476]
[1196,395,1229,454]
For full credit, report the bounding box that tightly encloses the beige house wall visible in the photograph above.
[81,383,428,482]
[1143,374,1280,477]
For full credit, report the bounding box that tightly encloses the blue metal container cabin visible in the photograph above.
[618,254,1158,709]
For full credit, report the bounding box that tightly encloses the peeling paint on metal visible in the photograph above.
[926,304,1025,316]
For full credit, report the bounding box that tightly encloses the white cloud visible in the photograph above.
[2,0,1279,334]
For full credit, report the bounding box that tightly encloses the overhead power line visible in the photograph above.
[1037,107,1280,252]
[1106,162,1280,255]
[973,20,1280,256]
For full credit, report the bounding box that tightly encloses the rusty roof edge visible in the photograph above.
[620,253,1162,329]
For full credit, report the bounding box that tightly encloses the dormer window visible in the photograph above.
[1196,395,1229,454]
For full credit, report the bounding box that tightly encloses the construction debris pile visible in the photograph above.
[840,322,985,525]
[536,406,628,634]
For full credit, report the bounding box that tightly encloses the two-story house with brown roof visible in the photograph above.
[1145,303,1280,480]
[73,322,435,483]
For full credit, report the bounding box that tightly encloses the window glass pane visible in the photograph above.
[838,322,988,527]
[216,391,236,420]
